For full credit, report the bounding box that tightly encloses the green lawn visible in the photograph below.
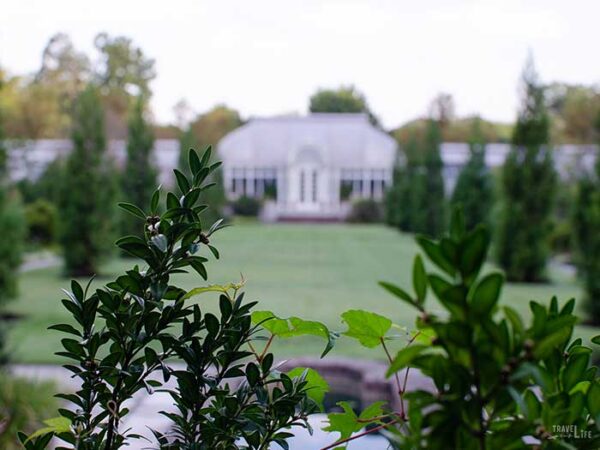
[7,222,598,363]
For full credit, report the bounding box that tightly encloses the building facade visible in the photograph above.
[7,114,597,221]
[218,114,397,220]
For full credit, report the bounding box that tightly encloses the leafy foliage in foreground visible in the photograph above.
[324,209,600,450]
[24,148,330,449]
[0,375,58,450]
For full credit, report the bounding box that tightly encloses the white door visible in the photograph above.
[298,167,319,210]
[291,146,323,213]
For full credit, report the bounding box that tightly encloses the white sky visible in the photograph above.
[1,0,598,129]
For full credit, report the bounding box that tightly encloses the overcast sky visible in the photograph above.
[1,0,598,129]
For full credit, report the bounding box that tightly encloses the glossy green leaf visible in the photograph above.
[534,326,571,359]
[458,225,490,279]
[378,281,416,308]
[118,202,146,219]
[587,382,600,417]
[523,389,541,420]
[504,306,524,338]
[449,206,465,240]
[25,416,71,443]
[416,236,456,276]
[251,311,337,357]
[341,309,392,348]
[174,169,190,193]
[323,402,362,440]
[182,282,244,301]
[287,367,329,411]
[470,272,503,316]
[150,187,160,213]
[413,255,427,304]
[359,401,385,422]
[569,381,591,395]
[189,148,201,174]
[387,344,427,377]
[563,353,590,392]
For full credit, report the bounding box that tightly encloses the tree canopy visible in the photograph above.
[309,85,379,125]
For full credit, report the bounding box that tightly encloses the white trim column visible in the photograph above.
[362,170,372,199]
[246,168,255,197]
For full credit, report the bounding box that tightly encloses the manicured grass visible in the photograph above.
[7,222,598,363]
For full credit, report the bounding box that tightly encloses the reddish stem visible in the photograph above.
[319,422,395,450]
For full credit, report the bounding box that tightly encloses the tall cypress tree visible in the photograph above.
[121,95,157,238]
[386,133,419,230]
[178,125,198,178]
[451,118,494,230]
[421,119,446,237]
[0,79,26,365]
[0,83,25,307]
[573,113,600,323]
[59,84,116,276]
[497,57,556,282]
[403,134,428,233]
[385,129,443,236]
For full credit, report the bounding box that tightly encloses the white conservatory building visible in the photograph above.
[218,114,397,221]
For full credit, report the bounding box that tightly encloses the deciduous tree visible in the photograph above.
[309,85,379,125]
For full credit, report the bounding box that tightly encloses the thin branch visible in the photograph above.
[258,334,274,363]
[380,337,405,419]
[401,331,421,400]
[320,422,396,450]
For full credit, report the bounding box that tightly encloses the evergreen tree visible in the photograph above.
[385,164,403,227]
[0,82,25,365]
[401,134,428,232]
[496,57,556,282]
[386,133,420,231]
[573,113,600,323]
[385,130,440,235]
[177,125,198,178]
[59,84,116,276]
[421,119,446,237]
[0,83,25,307]
[451,117,494,230]
[121,95,157,237]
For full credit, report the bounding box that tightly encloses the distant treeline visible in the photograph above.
[1,33,599,146]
